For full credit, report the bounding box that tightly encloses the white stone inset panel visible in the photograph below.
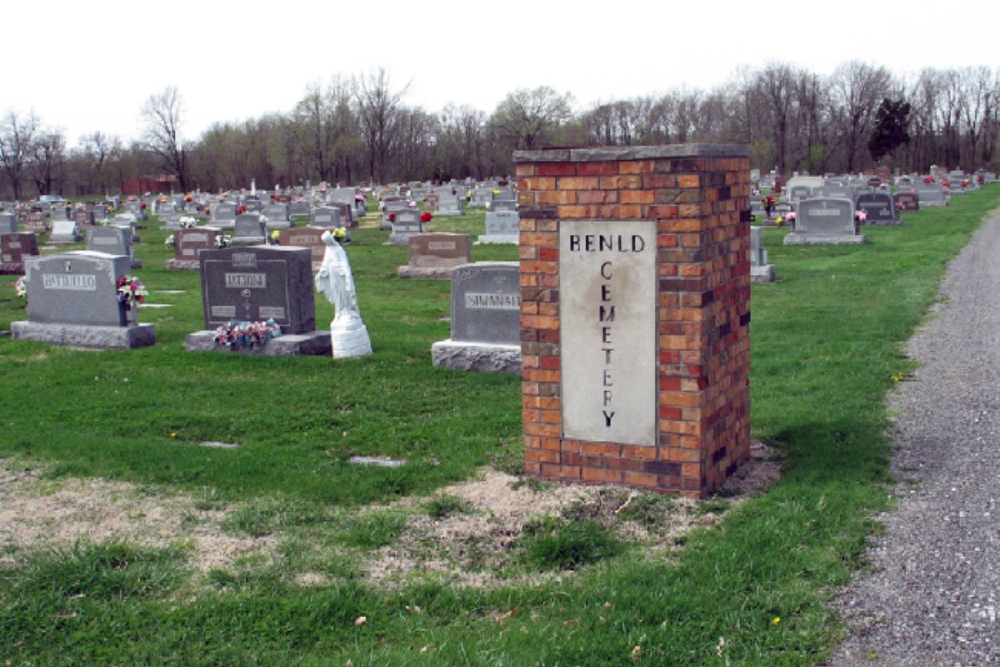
[559,219,657,446]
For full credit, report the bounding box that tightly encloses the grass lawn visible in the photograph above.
[0,189,997,665]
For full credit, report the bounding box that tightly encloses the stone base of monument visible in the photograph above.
[330,316,373,359]
[387,234,412,245]
[750,265,776,283]
[431,340,520,374]
[379,220,393,231]
[783,233,868,245]
[50,233,83,245]
[131,259,143,270]
[861,219,903,226]
[184,329,332,356]
[265,220,291,231]
[397,266,455,279]
[0,262,25,275]
[11,321,156,349]
[433,210,465,216]
[165,259,200,271]
[475,235,518,245]
[230,237,266,247]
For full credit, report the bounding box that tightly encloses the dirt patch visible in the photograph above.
[0,446,780,590]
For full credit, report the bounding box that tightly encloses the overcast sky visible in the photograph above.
[7,0,996,147]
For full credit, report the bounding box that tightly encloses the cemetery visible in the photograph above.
[0,171,998,665]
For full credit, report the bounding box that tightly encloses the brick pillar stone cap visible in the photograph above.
[513,144,752,163]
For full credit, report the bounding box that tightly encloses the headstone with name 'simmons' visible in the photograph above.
[431,262,521,373]
[11,251,155,348]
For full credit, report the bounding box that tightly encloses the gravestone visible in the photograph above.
[197,246,315,333]
[231,214,267,246]
[915,183,947,207]
[431,262,521,373]
[310,206,341,229]
[25,212,47,231]
[434,196,465,216]
[856,192,899,225]
[263,204,290,230]
[160,211,184,229]
[328,202,356,228]
[87,225,141,269]
[278,226,326,270]
[788,185,812,202]
[185,246,330,355]
[212,202,238,228]
[478,211,521,244]
[398,233,471,279]
[749,227,775,282]
[489,199,516,213]
[784,198,866,245]
[11,251,155,348]
[288,201,311,219]
[0,212,16,235]
[1,232,39,274]
[167,226,222,270]
[895,191,920,213]
[50,220,82,245]
[388,209,425,245]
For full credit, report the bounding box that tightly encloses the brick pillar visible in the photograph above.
[516,145,751,498]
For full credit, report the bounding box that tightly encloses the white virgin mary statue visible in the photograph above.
[315,230,372,358]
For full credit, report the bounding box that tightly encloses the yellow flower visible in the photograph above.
[772,617,781,626]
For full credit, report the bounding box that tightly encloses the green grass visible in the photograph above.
[1,190,998,665]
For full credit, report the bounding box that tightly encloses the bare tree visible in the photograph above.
[355,67,409,185]
[489,86,573,153]
[30,129,66,196]
[140,86,188,192]
[0,110,39,199]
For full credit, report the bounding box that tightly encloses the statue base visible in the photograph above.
[330,315,373,359]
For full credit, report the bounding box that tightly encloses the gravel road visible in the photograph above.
[827,210,1000,666]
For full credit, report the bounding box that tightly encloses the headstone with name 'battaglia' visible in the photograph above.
[431,261,521,373]
[784,197,867,245]
[11,251,156,348]
[167,227,222,270]
[398,233,471,279]
[478,211,520,244]
[1,231,39,274]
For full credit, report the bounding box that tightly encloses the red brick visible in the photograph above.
[537,163,578,176]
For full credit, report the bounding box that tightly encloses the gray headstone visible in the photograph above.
[199,246,315,334]
[310,206,341,228]
[232,214,267,246]
[479,211,520,244]
[24,251,132,326]
[749,226,775,282]
[87,225,130,257]
[175,227,221,261]
[0,213,16,235]
[784,198,866,245]
[389,209,425,245]
[490,199,516,213]
[288,201,311,219]
[448,262,521,345]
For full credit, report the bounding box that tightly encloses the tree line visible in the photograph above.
[1,61,998,199]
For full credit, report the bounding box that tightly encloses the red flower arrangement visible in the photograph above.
[420,212,433,223]
[389,213,396,222]
[924,176,936,183]
[237,205,247,214]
